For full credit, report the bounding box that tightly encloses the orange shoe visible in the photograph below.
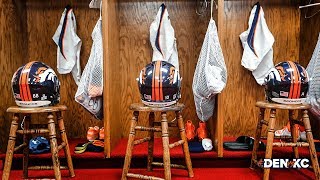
[185,120,196,141]
[87,126,99,141]
[197,121,208,140]
[99,127,105,140]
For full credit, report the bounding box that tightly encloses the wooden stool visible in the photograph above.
[121,103,194,180]
[250,101,320,180]
[2,105,75,180]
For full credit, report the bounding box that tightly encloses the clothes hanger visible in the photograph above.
[299,0,320,18]
[196,0,217,16]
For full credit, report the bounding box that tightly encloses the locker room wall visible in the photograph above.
[0,0,28,152]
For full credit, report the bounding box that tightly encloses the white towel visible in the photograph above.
[53,5,82,85]
[89,0,102,9]
[150,4,179,71]
[240,3,274,85]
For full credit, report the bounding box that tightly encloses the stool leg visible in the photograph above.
[57,111,75,177]
[289,110,299,158]
[47,113,61,180]
[121,111,139,180]
[147,112,155,171]
[176,111,194,178]
[2,114,19,180]
[251,108,265,169]
[264,109,276,180]
[23,115,31,179]
[161,112,171,180]
[302,110,320,179]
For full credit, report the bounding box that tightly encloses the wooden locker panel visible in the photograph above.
[220,0,300,137]
[25,0,103,139]
[0,0,28,152]
[116,0,217,139]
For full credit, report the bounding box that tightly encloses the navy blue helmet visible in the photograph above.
[264,61,308,104]
[12,61,60,107]
[138,61,181,107]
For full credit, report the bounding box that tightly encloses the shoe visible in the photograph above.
[87,126,99,141]
[99,127,105,140]
[197,121,208,140]
[185,120,196,141]
[275,122,300,141]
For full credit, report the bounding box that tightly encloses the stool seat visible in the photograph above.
[129,103,185,112]
[255,101,311,110]
[7,105,67,113]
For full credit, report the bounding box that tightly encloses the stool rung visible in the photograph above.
[273,142,309,147]
[135,126,162,132]
[169,140,184,148]
[134,137,151,145]
[153,121,177,127]
[58,142,67,151]
[28,165,68,170]
[261,136,292,140]
[16,129,49,135]
[14,143,27,152]
[251,159,264,169]
[152,162,187,169]
[127,173,164,180]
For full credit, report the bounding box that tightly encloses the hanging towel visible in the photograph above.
[150,4,179,71]
[192,19,227,121]
[53,5,82,85]
[239,2,274,85]
[306,33,320,119]
[75,6,103,120]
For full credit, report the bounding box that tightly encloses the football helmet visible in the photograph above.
[12,61,60,107]
[264,61,308,104]
[138,61,181,107]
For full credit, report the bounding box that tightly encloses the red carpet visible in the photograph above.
[0,168,315,180]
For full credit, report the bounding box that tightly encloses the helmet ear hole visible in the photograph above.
[138,60,181,107]
[12,61,60,107]
[264,61,308,105]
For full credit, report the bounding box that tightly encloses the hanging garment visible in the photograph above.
[306,33,320,119]
[53,5,82,85]
[89,0,102,9]
[239,2,274,85]
[192,19,227,121]
[150,4,179,71]
[75,10,103,120]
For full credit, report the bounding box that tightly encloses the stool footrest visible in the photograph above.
[28,165,68,170]
[127,173,164,180]
[153,121,177,127]
[273,142,309,147]
[152,162,187,169]
[58,142,67,151]
[16,129,49,135]
[134,137,151,145]
[261,136,292,140]
[14,143,27,152]
[135,126,162,132]
[169,140,184,149]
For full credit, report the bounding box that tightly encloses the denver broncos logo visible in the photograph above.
[34,67,48,83]
[169,67,175,84]
[276,66,287,81]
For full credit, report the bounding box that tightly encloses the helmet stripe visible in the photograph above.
[19,61,34,101]
[159,61,163,101]
[24,61,35,101]
[287,62,294,99]
[154,61,161,101]
[152,62,156,101]
[288,61,299,99]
